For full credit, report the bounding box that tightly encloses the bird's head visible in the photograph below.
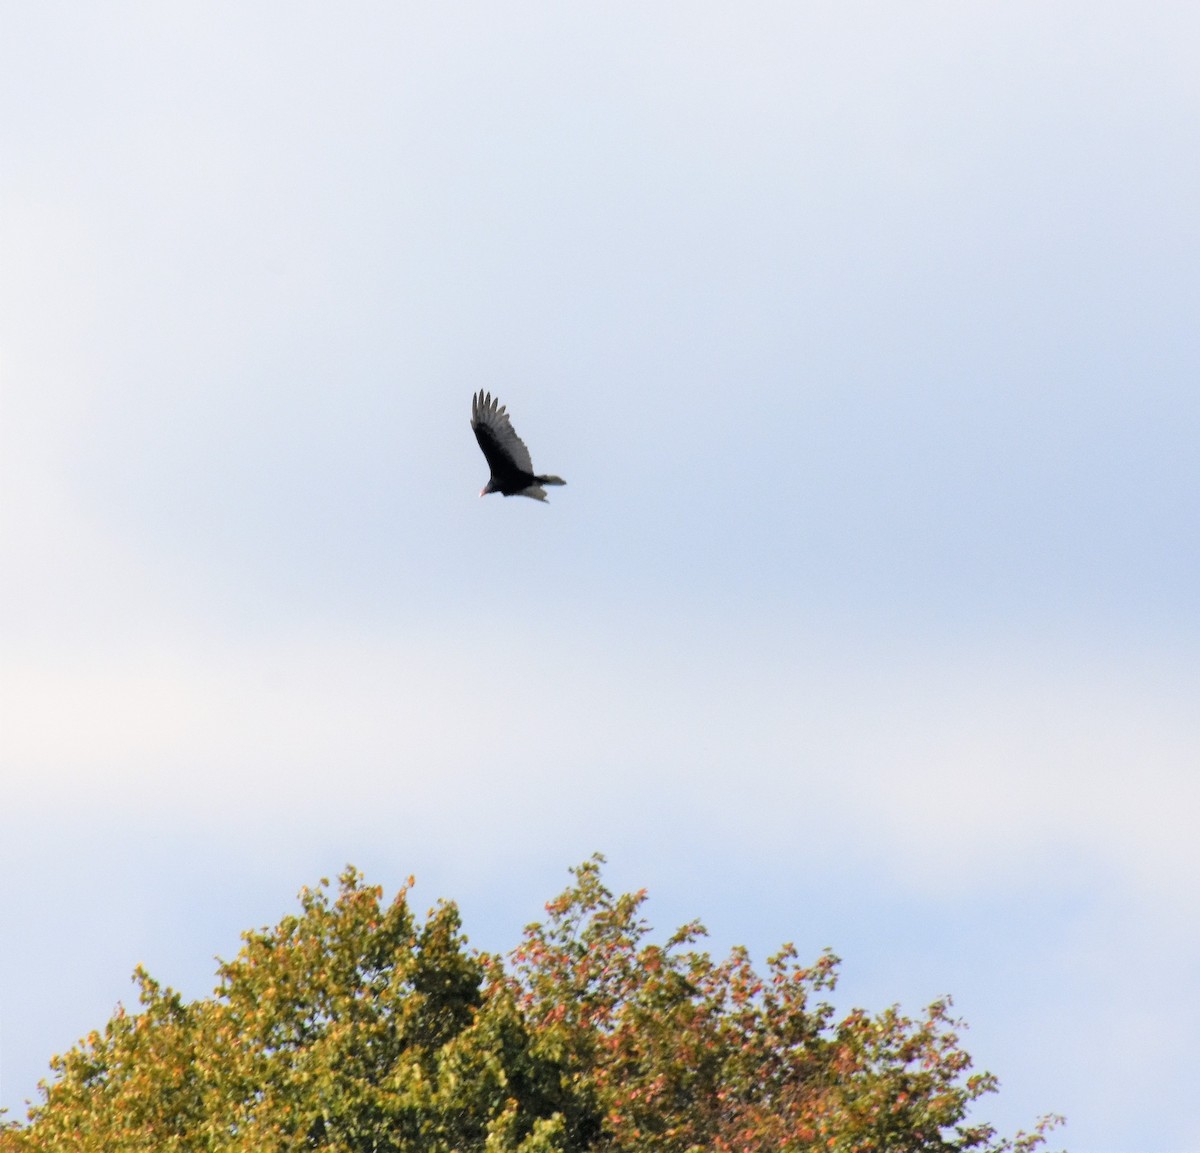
[480,480,496,497]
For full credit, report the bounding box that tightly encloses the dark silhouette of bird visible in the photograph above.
[471,391,566,502]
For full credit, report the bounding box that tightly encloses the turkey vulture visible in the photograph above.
[471,391,566,502]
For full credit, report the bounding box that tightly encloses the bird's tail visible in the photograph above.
[537,475,566,486]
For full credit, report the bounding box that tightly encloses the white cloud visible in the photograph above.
[6,605,1197,912]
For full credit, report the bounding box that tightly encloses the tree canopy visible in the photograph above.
[1,857,1060,1152]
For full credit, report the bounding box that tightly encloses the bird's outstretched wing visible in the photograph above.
[471,390,534,475]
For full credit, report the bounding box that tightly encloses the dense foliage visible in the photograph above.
[1,858,1060,1152]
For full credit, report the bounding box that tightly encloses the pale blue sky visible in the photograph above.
[3,5,1199,1150]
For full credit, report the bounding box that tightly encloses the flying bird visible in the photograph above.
[471,391,566,502]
